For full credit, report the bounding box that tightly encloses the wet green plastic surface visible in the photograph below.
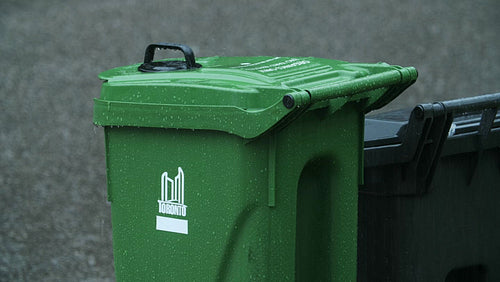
[94,56,417,138]
[94,55,416,281]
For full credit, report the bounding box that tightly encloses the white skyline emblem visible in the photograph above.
[156,167,188,234]
[161,167,185,205]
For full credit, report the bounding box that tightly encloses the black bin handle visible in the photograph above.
[143,43,198,69]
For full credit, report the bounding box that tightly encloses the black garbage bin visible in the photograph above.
[359,93,500,281]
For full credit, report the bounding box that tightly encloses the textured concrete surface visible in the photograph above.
[1,0,499,280]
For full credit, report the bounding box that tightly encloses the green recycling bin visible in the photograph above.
[93,43,417,281]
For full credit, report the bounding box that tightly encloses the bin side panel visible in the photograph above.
[269,102,363,281]
[105,127,271,281]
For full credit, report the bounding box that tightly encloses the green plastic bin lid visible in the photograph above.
[94,43,417,138]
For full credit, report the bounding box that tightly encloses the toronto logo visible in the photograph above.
[158,167,187,217]
[156,167,188,234]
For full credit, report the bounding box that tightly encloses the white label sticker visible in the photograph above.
[156,216,188,234]
[156,167,188,234]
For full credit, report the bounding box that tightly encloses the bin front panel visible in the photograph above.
[105,127,274,280]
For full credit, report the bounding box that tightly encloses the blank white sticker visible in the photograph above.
[156,216,188,234]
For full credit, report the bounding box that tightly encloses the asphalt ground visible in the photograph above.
[1,0,499,280]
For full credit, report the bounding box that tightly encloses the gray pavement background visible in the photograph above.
[1,0,499,280]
